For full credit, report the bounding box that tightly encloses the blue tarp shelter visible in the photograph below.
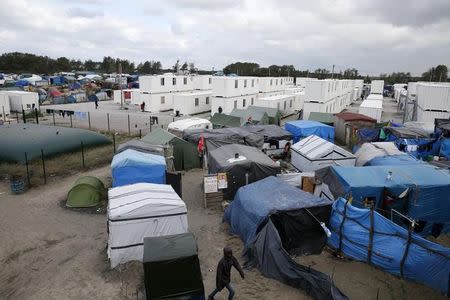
[316,165,450,235]
[111,149,166,187]
[15,80,29,87]
[366,154,424,166]
[329,198,450,294]
[50,76,64,85]
[69,82,82,90]
[440,138,450,160]
[381,127,438,159]
[224,177,346,300]
[285,120,334,143]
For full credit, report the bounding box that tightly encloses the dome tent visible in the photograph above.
[67,176,105,208]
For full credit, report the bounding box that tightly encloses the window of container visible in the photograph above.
[195,98,199,106]
[161,78,165,86]
[234,100,237,109]
[161,96,165,104]
[243,99,246,107]
[173,78,176,85]
[184,77,187,85]
[206,97,209,104]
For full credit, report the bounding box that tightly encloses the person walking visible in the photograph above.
[208,246,244,300]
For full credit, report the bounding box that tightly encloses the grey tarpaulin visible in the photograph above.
[183,127,264,151]
[117,140,165,156]
[208,144,280,199]
[241,124,293,143]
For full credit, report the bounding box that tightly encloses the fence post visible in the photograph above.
[35,108,39,124]
[22,108,26,123]
[81,141,85,168]
[88,112,91,130]
[149,116,152,132]
[139,129,142,139]
[70,114,73,128]
[16,111,19,123]
[127,114,131,135]
[52,110,56,125]
[2,106,5,122]
[24,152,31,187]
[112,134,116,154]
[41,149,47,184]
[107,113,110,133]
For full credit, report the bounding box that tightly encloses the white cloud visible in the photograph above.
[0,0,449,75]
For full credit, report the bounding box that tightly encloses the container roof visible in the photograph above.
[143,233,197,263]
[308,112,335,124]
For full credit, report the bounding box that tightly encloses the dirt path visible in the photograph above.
[0,167,447,299]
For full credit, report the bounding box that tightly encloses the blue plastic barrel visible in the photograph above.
[10,176,27,194]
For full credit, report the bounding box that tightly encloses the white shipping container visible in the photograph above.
[113,89,140,105]
[140,92,174,112]
[0,93,11,116]
[173,91,212,115]
[366,94,383,101]
[359,99,383,122]
[211,94,257,115]
[192,75,212,90]
[3,91,39,111]
[416,83,450,111]
[212,76,259,98]
[370,80,384,94]
[139,75,193,93]
[407,82,417,99]
[258,77,286,93]
[296,77,317,88]
[255,94,296,115]
[416,106,450,123]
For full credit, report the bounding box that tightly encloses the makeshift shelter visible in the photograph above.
[142,128,201,171]
[66,176,105,208]
[230,108,270,125]
[329,198,450,294]
[381,127,437,159]
[224,177,346,300]
[208,144,280,199]
[316,165,450,235]
[210,113,241,129]
[167,118,212,138]
[143,233,204,300]
[241,124,292,149]
[290,135,356,172]
[334,112,376,145]
[183,127,264,152]
[308,112,334,126]
[111,149,166,187]
[248,105,282,125]
[0,124,110,163]
[107,183,188,268]
[285,120,335,143]
[50,76,64,86]
[435,118,450,137]
[117,140,165,156]
[354,142,421,166]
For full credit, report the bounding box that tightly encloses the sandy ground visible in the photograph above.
[0,166,448,300]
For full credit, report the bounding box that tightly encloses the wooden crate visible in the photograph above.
[204,191,223,209]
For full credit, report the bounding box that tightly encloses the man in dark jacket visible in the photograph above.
[208,246,244,300]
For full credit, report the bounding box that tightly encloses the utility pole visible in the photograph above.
[119,62,123,109]
[331,64,335,79]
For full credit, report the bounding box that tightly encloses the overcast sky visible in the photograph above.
[1,0,449,75]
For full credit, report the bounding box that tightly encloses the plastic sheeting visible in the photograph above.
[285,120,335,143]
[224,177,347,300]
[441,139,450,160]
[241,124,293,143]
[111,149,166,187]
[117,140,165,156]
[208,144,280,199]
[354,142,410,166]
[107,183,188,268]
[328,198,450,294]
[316,165,450,234]
[367,155,423,166]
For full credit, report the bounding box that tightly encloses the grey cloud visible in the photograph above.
[67,7,104,18]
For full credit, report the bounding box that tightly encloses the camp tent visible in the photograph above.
[210,113,241,129]
[316,165,450,235]
[224,176,346,300]
[167,118,212,137]
[117,140,165,156]
[285,120,334,143]
[107,183,188,268]
[66,176,105,208]
[143,233,204,300]
[208,144,281,199]
[183,127,264,152]
[241,124,292,144]
[0,124,110,163]
[230,108,269,125]
[354,142,421,166]
[308,112,335,126]
[111,149,166,187]
[291,135,355,172]
[329,198,450,294]
[248,105,282,125]
[142,128,201,171]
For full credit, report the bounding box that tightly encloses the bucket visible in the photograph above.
[10,176,27,194]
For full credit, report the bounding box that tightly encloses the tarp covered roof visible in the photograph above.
[241,124,292,143]
[292,135,355,160]
[308,112,335,125]
[285,120,335,143]
[248,105,281,118]
[335,112,376,123]
[354,142,408,166]
[117,139,165,156]
[168,118,212,131]
[210,113,241,128]
[230,109,268,124]
[142,128,183,145]
[383,126,431,139]
[183,127,264,150]
[111,149,165,169]
[143,232,197,263]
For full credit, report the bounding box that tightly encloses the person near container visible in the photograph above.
[208,246,244,300]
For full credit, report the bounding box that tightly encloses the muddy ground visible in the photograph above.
[0,167,448,299]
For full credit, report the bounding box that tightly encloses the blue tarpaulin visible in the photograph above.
[328,198,450,294]
[317,165,450,236]
[366,154,424,166]
[111,149,166,187]
[69,82,82,90]
[224,176,331,247]
[285,120,334,143]
[440,138,450,160]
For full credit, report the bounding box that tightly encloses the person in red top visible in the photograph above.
[208,247,244,300]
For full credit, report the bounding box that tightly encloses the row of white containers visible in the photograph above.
[370,80,384,94]
[415,82,450,111]
[358,99,383,122]
[0,91,39,116]
[139,74,213,94]
[212,76,288,97]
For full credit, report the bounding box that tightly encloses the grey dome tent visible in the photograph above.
[66,176,105,208]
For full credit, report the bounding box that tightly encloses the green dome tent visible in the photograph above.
[67,176,105,208]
